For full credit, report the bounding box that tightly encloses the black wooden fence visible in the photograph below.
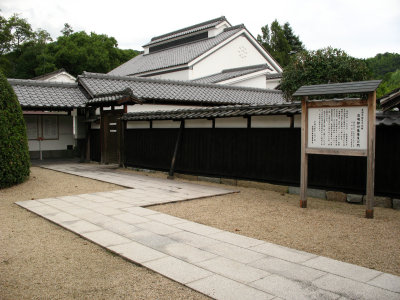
[91,127,400,197]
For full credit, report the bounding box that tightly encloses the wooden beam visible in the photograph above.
[168,120,184,179]
[306,148,367,157]
[365,91,376,218]
[100,107,105,164]
[307,99,367,108]
[118,119,126,167]
[300,97,308,208]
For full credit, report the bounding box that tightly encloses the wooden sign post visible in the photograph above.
[293,81,381,218]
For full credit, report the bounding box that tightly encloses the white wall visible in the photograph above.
[265,78,281,89]
[185,119,212,128]
[148,69,189,81]
[152,120,181,128]
[191,35,268,80]
[215,117,247,128]
[228,75,267,89]
[127,121,150,129]
[127,104,201,113]
[46,72,76,83]
[251,115,291,128]
[26,115,75,151]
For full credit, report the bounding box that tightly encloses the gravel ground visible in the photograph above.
[0,167,208,300]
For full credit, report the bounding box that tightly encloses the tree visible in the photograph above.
[51,31,139,76]
[377,69,400,98]
[280,47,372,100]
[0,71,30,188]
[257,20,304,67]
[366,52,400,78]
[61,23,73,37]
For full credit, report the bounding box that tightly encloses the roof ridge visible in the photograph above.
[150,16,227,43]
[31,68,68,80]
[8,78,78,88]
[79,72,284,95]
[223,24,245,32]
[221,64,272,73]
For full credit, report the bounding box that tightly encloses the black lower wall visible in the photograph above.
[90,129,101,162]
[120,127,400,197]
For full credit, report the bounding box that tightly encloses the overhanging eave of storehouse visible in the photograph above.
[121,103,301,121]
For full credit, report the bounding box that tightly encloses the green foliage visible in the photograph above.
[0,12,139,78]
[0,71,30,188]
[51,31,139,76]
[366,52,400,78]
[257,20,304,67]
[377,69,400,98]
[280,47,372,100]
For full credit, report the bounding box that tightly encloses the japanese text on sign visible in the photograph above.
[308,106,367,150]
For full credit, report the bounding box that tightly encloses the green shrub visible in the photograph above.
[0,71,30,188]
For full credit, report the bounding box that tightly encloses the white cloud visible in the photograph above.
[1,0,399,58]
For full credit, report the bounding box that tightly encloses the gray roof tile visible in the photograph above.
[79,72,287,106]
[192,64,274,84]
[108,27,243,76]
[121,103,301,121]
[293,80,382,97]
[144,16,227,47]
[8,79,87,109]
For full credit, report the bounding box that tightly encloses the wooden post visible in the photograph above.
[300,97,308,208]
[365,91,376,218]
[168,120,184,179]
[100,107,105,164]
[118,119,125,167]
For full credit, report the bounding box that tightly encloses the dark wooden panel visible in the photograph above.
[90,129,101,162]
[124,127,400,197]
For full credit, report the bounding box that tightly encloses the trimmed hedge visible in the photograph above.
[0,71,30,188]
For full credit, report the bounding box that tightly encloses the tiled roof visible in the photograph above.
[376,111,400,126]
[192,64,273,84]
[121,103,300,121]
[31,68,75,81]
[79,72,287,106]
[265,73,283,80]
[379,87,400,111]
[8,79,87,109]
[293,80,382,97]
[144,16,227,47]
[108,26,243,76]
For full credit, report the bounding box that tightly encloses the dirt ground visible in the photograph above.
[1,166,399,299]
[0,167,208,300]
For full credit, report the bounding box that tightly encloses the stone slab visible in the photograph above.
[146,213,188,225]
[302,256,382,282]
[326,191,347,202]
[288,186,326,199]
[347,194,363,203]
[188,274,275,300]
[209,231,264,248]
[109,241,167,264]
[168,231,218,248]
[251,274,340,300]
[136,221,182,235]
[393,199,400,210]
[250,242,317,263]
[174,221,223,236]
[83,230,131,247]
[60,219,102,234]
[313,274,400,300]
[249,257,326,282]
[202,241,265,264]
[143,256,212,284]
[367,273,400,293]
[196,257,270,284]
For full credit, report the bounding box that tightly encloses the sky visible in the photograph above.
[1,0,399,59]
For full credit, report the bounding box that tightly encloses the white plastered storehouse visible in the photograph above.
[109,17,282,90]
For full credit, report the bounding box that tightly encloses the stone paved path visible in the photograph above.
[16,163,400,300]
